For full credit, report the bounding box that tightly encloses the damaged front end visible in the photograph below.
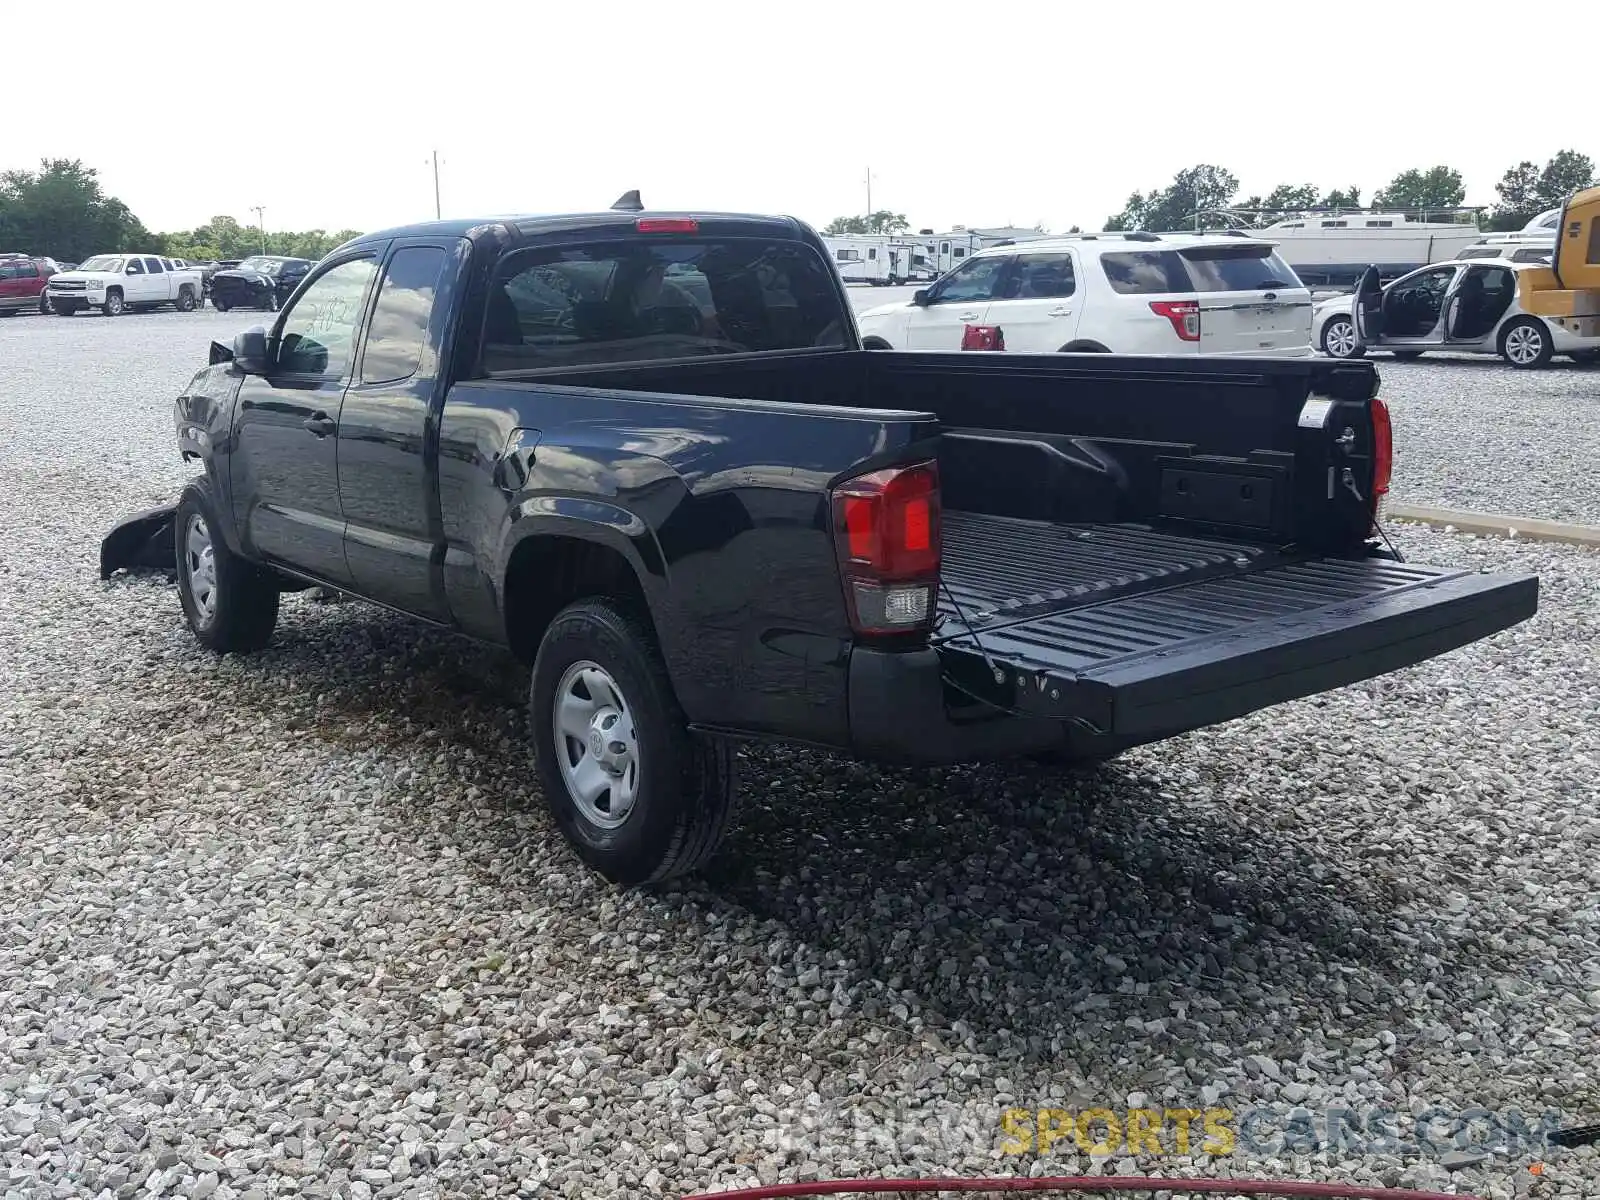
[100,503,177,579]
[101,340,241,581]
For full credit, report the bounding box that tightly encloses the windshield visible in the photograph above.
[239,257,281,275]
[78,256,124,272]
[483,237,848,372]
[1179,244,1303,291]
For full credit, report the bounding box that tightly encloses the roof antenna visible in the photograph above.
[611,190,643,212]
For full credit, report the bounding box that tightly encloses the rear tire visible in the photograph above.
[530,599,738,886]
[1499,317,1552,368]
[175,287,196,312]
[174,483,280,654]
[1320,315,1364,358]
[213,298,231,313]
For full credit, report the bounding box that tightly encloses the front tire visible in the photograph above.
[174,483,280,654]
[1499,317,1552,368]
[213,297,231,313]
[530,600,738,886]
[102,290,124,316]
[1320,315,1363,358]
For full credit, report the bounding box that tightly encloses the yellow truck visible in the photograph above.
[1517,184,1600,341]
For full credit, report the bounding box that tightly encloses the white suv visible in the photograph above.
[856,232,1313,357]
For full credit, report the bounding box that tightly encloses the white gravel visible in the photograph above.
[1,310,1598,1200]
[1345,352,1600,526]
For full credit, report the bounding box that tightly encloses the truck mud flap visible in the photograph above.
[937,557,1538,739]
[100,503,177,579]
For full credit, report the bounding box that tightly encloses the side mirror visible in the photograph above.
[126,265,139,275]
[911,289,931,306]
[231,326,272,374]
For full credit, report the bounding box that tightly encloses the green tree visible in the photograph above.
[1319,186,1362,210]
[1488,161,1543,231]
[1103,164,1239,231]
[1537,149,1594,208]
[1262,183,1320,213]
[1371,166,1465,214]
[0,159,152,261]
[1487,150,1594,231]
[822,210,908,235]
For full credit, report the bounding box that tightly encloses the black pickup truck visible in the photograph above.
[105,201,1538,885]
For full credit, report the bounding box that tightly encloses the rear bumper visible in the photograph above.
[848,566,1538,765]
[848,646,1069,764]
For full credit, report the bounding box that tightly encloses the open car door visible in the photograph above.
[1353,264,1384,347]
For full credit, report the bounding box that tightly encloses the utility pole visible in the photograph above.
[865,167,874,219]
[249,206,266,254]
[428,150,442,219]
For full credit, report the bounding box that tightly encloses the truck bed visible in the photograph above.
[933,511,1537,742]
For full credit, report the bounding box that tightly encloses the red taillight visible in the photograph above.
[1149,299,1201,342]
[1369,396,1393,523]
[831,461,941,635]
[960,323,1005,351]
[635,217,698,233]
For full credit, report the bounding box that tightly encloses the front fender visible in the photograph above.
[174,364,245,550]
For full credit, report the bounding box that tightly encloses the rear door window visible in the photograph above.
[144,257,165,274]
[1099,250,1192,294]
[1004,252,1076,299]
[1179,244,1301,291]
[484,237,848,371]
[360,247,448,385]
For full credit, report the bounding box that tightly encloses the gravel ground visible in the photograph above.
[1,310,1598,1200]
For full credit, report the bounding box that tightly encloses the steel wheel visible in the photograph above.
[184,512,218,627]
[103,292,124,316]
[552,660,641,828]
[1502,320,1547,366]
[1322,316,1358,358]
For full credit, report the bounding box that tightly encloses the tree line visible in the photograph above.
[817,151,1593,240]
[1100,151,1593,233]
[0,159,360,264]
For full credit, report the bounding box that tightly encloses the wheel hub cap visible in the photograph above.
[184,513,218,624]
[553,661,640,828]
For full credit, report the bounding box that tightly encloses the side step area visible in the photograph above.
[937,556,1538,739]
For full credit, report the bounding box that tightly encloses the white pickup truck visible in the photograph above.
[47,254,204,316]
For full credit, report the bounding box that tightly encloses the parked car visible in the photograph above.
[0,254,59,316]
[1454,241,1552,264]
[208,256,313,312]
[102,205,1537,886]
[47,254,203,315]
[1315,261,1600,367]
[856,232,1313,356]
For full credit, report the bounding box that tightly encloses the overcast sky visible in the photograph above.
[10,1,1597,237]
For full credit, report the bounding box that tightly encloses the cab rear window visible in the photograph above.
[483,238,848,372]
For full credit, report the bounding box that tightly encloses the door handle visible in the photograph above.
[1048,307,1073,317]
[302,413,337,437]
[956,311,980,321]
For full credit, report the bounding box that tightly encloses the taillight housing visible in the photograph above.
[1369,395,1393,527]
[1150,299,1201,342]
[635,217,698,233]
[831,461,941,636]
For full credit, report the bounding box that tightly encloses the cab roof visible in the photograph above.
[341,210,810,250]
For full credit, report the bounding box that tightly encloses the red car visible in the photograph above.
[0,255,58,316]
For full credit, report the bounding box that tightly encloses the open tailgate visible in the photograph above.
[934,515,1538,739]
